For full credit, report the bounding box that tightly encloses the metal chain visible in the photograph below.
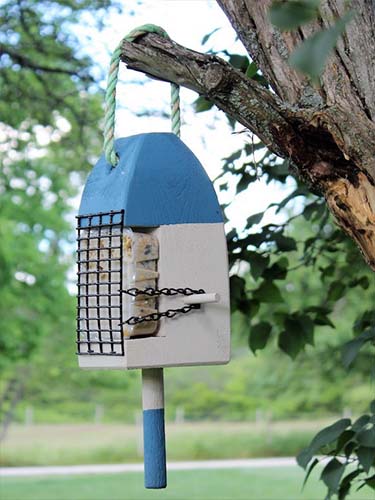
[123,304,200,326]
[122,287,205,297]
[121,287,205,325]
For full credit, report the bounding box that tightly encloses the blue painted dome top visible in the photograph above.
[79,133,223,226]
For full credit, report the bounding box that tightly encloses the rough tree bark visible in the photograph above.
[120,0,375,270]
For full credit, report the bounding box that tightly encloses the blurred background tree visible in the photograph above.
[0,0,116,370]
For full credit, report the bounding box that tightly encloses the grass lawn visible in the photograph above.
[0,421,334,466]
[1,467,373,500]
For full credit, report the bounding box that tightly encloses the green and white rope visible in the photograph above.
[170,83,180,137]
[103,24,181,167]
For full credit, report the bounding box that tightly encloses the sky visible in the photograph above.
[73,0,294,232]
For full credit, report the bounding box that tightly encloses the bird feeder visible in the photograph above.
[76,25,230,490]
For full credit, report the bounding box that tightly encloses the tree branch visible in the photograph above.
[216,0,320,106]
[121,34,296,160]
[120,33,374,179]
[217,0,375,119]
[120,33,341,172]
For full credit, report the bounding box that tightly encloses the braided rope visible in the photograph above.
[171,83,181,137]
[104,24,181,167]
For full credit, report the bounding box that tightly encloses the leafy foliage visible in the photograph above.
[0,0,118,372]
[194,24,373,496]
[297,401,375,498]
[269,0,320,31]
[289,11,354,81]
[341,328,375,369]
[214,140,373,362]
[269,1,354,81]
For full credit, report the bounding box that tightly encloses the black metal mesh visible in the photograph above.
[76,210,124,356]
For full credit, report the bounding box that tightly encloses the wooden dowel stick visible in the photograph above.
[184,293,220,305]
[142,368,166,489]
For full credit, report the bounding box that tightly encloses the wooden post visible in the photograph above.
[142,368,166,489]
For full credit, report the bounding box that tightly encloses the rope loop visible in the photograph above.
[103,24,181,167]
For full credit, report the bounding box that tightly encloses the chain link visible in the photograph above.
[122,287,205,297]
[123,304,200,326]
[121,287,205,325]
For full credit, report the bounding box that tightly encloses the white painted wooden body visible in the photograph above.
[78,222,230,370]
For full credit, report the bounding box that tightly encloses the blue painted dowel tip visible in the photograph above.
[143,408,167,489]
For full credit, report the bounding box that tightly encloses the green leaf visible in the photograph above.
[301,315,315,345]
[269,0,320,31]
[278,313,315,356]
[343,441,356,459]
[338,481,351,500]
[226,113,237,129]
[338,470,362,500]
[297,447,313,470]
[341,328,375,368]
[304,236,317,254]
[244,230,270,249]
[248,252,270,281]
[336,430,355,453]
[364,474,375,490]
[229,54,250,72]
[263,160,290,183]
[357,446,375,474]
[237,173,255,193]
[224,150,242,164]
[352,415,370,432]
[230,275,246,307]
[262,258,289,280]
[311,419,352,450]
[194,96,214,113]
[237,298,253,316]
[354,311,375,334]
[320,458,346,494]
[297,419,351,468]
[371,401,375,415]
[357,428,375,447]
[244,63,270,87]
[253,281,283,303]
[278,329,305,359]
[249,322,272,353]
[289,11,354,80]
[246,61,258,78]
[327,281,346,301]
[305,305,331,315]
[248,299,260,319]
[349,276,370,289]
[302,202,317,220]
[285,315,314,346]
[201,27,220,45]
[314,313,335,328]
[320,264,335,280]
[274,234,297,252]
[252,73,270,88]
[303,201,325,221]
[302,457,319,488]
[246,212,264,227]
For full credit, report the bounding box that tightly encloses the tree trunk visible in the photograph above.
[120,0,375,270]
